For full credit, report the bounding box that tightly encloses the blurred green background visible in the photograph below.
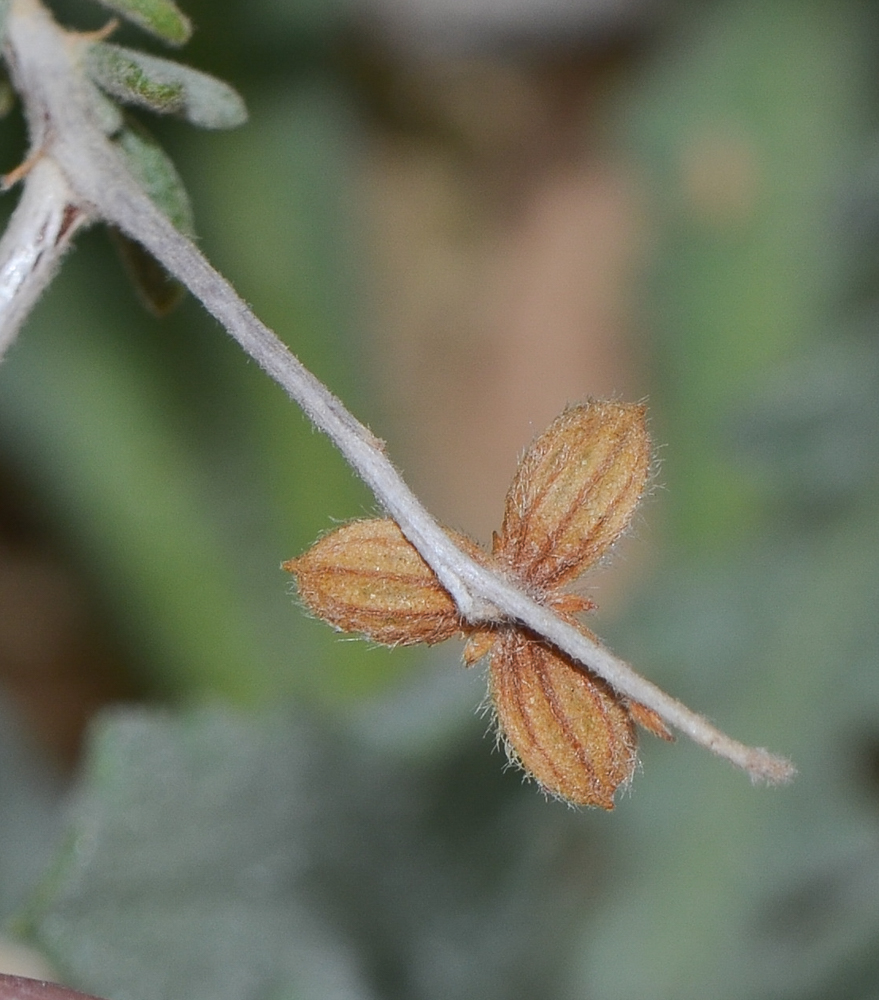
[3,0,879,998]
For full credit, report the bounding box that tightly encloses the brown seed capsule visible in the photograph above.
[284,518,480,647]
[489,629,638,809]
[497,401,650,590]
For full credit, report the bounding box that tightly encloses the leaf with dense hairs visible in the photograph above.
[86,43,247,129]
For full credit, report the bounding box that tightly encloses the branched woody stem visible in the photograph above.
[0,0,794,785]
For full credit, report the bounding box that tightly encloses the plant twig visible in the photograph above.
[0,155,91,359]
[0,0,795,785]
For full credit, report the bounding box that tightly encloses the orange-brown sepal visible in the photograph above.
[497,401,650,590]
[462,628,498,666]
[626,700,675,741]
[489,630,637,809]
[283,518,480,647]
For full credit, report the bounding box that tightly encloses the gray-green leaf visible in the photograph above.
[113,119,195,236]
[110,230,186,316]
[110,120,194,313]
[86,43,247,130]
[82,76,125,135]
[89,0,192,46]
[18,710,375,1000]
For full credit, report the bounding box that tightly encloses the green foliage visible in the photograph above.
[85,43,247,129]
[108,230,185,315]
[89,0,191,46]
[20,710,372,1000]
[81,75,125,135]
[110,119,195,311]
[70,4,247,313]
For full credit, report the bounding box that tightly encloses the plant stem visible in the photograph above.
[0,0,795,784]
[0,156,90,359]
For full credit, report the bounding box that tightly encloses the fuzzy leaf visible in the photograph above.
[86,43,247,129]
[82,77,125,135]
[109,230,185,316]
[18,710,374,1000]
[109,121,193,313]
[19,707,602,1000]
[113,120,195,236]
[89,0,191,46]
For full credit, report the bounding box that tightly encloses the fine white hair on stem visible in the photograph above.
[0,0,795,786]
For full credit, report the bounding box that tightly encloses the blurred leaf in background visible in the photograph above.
[19,705,613,1000]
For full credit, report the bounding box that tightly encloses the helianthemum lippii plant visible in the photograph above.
[0,0,795,803]
[286,401,674,808]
